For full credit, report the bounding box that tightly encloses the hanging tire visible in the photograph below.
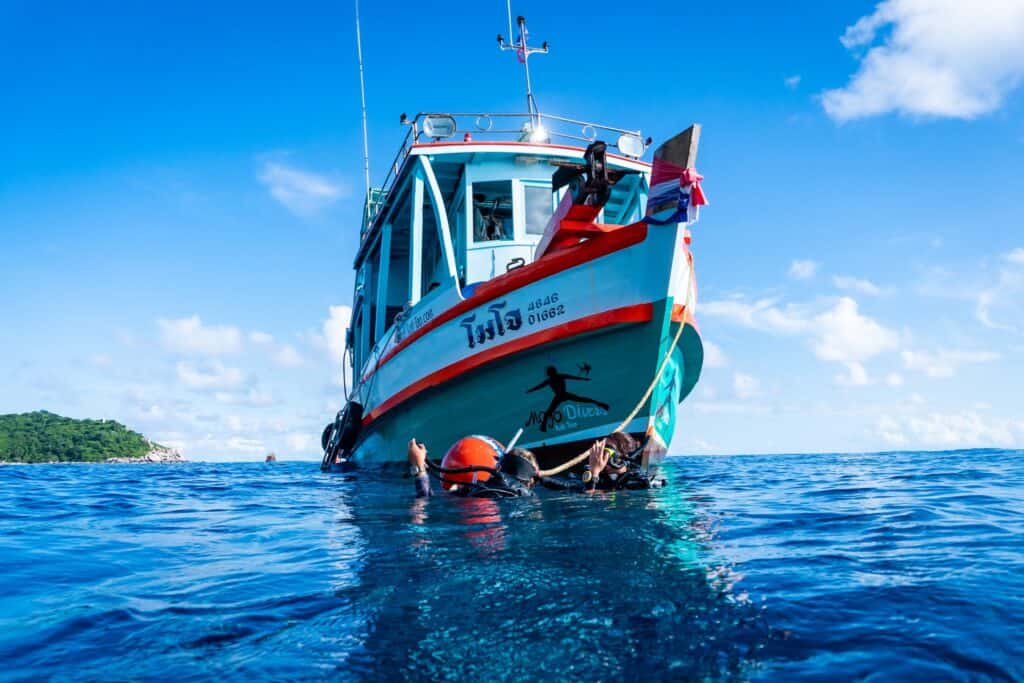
[321,401,364,471]
[321,422,334,451]
[336,401,363,452]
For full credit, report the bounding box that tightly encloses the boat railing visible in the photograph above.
[361,111,648,239]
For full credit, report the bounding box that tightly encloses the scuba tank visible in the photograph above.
[319,401,363,471]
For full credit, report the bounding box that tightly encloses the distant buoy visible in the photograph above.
[440,435,504,490]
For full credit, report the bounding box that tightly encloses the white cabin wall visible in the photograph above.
[463,158,554,287]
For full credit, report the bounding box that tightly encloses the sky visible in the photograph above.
[2,0,1024,460]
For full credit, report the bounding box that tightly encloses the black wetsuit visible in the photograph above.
[415,469,663,498]
[539,470,665,492]
[414,471,532,498]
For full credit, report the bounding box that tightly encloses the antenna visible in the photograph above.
[505,0,513,46]
[497,14,549,126]
[354,0,371,197]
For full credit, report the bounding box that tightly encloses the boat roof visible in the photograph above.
[355,111,653,265]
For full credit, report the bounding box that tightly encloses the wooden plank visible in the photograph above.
[653,124,701,170]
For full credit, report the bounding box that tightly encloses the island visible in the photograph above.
[0,411,184,464]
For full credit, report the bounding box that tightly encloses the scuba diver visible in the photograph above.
[408,432,664,498]
[408,437,537,498]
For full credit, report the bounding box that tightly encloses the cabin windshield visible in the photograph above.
[472,181,514,241]
[523,184,553,235]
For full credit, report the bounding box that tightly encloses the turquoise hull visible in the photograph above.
[350,297,703,470]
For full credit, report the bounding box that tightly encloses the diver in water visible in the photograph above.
[408,438,538,498]
[408,432,663,498]
[527,366,610,432]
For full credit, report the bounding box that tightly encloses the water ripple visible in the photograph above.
[1,451,1023,680]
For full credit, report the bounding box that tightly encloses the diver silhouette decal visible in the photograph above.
[526,365,610,432]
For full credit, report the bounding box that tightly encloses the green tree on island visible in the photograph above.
[0,411,158,463]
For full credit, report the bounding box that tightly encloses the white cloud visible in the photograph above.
[880,411,1021,448]
[286,432,314,453]
[214,388,274,406]
[878,415,908,446]
[822,0,1024,121]
[784,75,802,89]
[158,316,241,355]
[885,372,904,387]
[176,360,244,391]
[131,404,167,422]
[833,275,882,296]
[788,259,819,280]
[836,361,871,386]
[323,305,353,363]
[901,349,1000,378]
[223,415,245,432]
[981,251,1024,329]
[733,372,761,399]
[702,340,728,368]
[259,162,347,217]
[249,331,274,345]
[917,252,1024,331]
[700,298,811,335]
[224,436,265,453]
[811,297,899,364]
[274,344,305,368]
[703,295,898,386]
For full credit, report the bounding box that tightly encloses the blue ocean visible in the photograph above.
[2,450,1022,681]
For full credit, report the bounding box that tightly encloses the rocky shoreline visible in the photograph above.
[106,443,186,464]
[0,445,186,465]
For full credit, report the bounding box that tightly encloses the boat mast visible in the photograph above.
[497,12,549,127]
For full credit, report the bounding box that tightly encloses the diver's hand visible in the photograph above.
[408,439,428,470]
[587,438,609,481]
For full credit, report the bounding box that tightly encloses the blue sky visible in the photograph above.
[2,1,1023,460]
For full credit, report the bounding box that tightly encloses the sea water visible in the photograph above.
[1,450,1022,681]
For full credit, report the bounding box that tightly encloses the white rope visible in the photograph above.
[537,252,695,478]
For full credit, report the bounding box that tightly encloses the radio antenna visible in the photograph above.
[354,0,371,196]
[497,13,549,126]
[505,0,514,44]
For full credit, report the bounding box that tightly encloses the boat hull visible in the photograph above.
[348,220,703,470]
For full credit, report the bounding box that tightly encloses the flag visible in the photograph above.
[645,159,708,225]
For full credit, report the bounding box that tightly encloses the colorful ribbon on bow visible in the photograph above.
[645,160,708,225]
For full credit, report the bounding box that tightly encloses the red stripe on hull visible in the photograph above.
[362,303,654,426]
[363,222,649,381]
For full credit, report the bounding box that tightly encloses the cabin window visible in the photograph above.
[385,199,412,332]
[472,180,514,242]
[351,307,365,369]
[449,194,466,286]
[523,184,554,235]
[365,244,381,348]
[384,235,410,331]
[421,193,444,295]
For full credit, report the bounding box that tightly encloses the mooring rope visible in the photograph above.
[536,252,695,478]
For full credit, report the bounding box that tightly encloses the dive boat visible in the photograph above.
[322,16,706,472]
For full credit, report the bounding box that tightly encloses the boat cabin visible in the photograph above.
[349,112,652,376]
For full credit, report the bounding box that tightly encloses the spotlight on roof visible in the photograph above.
[529,124,549,143]
[616,133,646,158]
[422,114,457,139]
